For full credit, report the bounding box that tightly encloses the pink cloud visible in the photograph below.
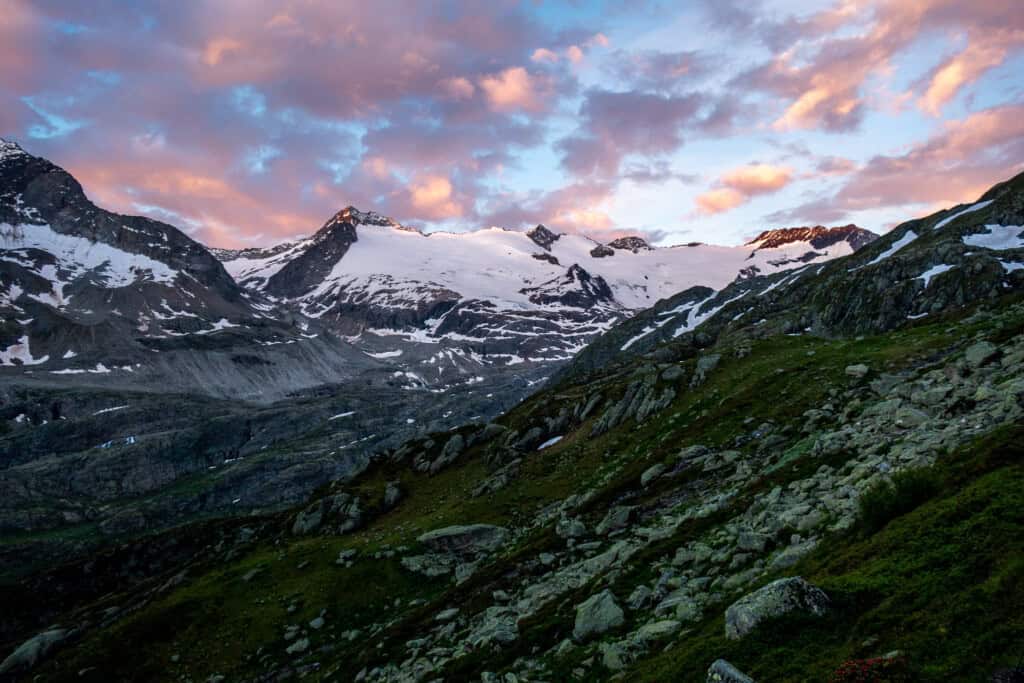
[478,67,547,112]
[721,163,792,194]
[766,103,1024,224]
[695,188,745,215]
[734,0,1024,131]
[919,41,1013,115]
[695,163,793,214]
[408,174,464,220]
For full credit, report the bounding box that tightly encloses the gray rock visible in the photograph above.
[0,629,69,675]
[596,506,635,536]
[285,637,310,655]
[635,619,681,641]
[628,585,653,610]
[724,577,830,640]
[417,524,508,555]
[692,354,722,387]
[640,463,667,487]
[384,481,403,508]
[965,341,998,368]
[468,607,519,646]
[707,658,755,682]
[573,589,625,642]
[736,531,769,554]
[845,364,870,379]
[661,365,686,382]
[556,517,588,539]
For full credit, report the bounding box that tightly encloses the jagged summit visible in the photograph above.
[748,224,878,251]
[608,236,650,252]
[527,224,561,250]
[325,205,405,230]
[0,137,28,161]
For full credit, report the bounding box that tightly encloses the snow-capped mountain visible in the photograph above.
[1,137,875,399]
[214,207,876,377]
[0,139,378,399]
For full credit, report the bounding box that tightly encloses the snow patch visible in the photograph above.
[915,263,955,288]
[0,335,48,366]
[962,225,1024,251]
[862,230,918,267]
[537,435,563,450]
[933,200,993,230]
[94,405,128,415]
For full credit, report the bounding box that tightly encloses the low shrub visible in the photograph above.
[830,656,912,683]
[857,467,942,535]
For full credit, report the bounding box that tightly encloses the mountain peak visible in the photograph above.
[748,224,878,252]
[0,137,28,162]
[527,224,561,251]
[608,236,650,252]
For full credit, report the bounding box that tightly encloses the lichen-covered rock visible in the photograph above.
[417,524,508,555]
[573,589,625,641]
[596,505,635,536]
[707,658,756,682]
[965,341,999,368]
[0,629,69,675]
[468,606,519,646]
[725,577,830,640]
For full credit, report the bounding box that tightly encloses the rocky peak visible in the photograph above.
[527,224,561,251]
[748,224,878,252]
[0,137,29,163]
[520,263,616,309]
[608,236,650,252]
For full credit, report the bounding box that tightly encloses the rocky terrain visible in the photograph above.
[0,171,1021,681]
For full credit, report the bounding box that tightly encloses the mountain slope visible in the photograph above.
[0,139,381,401]
[3,172,1022,682]
[561,171,1024,382]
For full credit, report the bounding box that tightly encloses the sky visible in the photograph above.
[2,0,1022,248]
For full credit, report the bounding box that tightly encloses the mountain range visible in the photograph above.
[2,137,1023,682]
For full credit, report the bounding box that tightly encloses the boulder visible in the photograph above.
[692,354,722,387]
[556,517,588,539]
[640,463,667,487]
[845,364,870,379]
[383,481,403,508]
[573,589,625,641]
[596,506,635,536]
[0,629,69,675]
[724,577,830,640]
[417,524,508,555]
[964,341,999,368]
[468,607,519,646]
[707,659,756,683]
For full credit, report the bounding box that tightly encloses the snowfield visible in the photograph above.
[224,219,857,313]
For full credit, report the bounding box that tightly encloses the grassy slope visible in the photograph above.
[25,298,1024,682]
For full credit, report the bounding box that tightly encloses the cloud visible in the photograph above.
[919,41,1011,115]
[409,174,463,219]
[695,188,745,215]
[731,0,1024,131]
[721,163,792,194]
[558,89,702,177]
[478,67,546,112]
[766,103,1024,224]
[438,76,475,100]
[695,163,793,214]
[200,37,243,66]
